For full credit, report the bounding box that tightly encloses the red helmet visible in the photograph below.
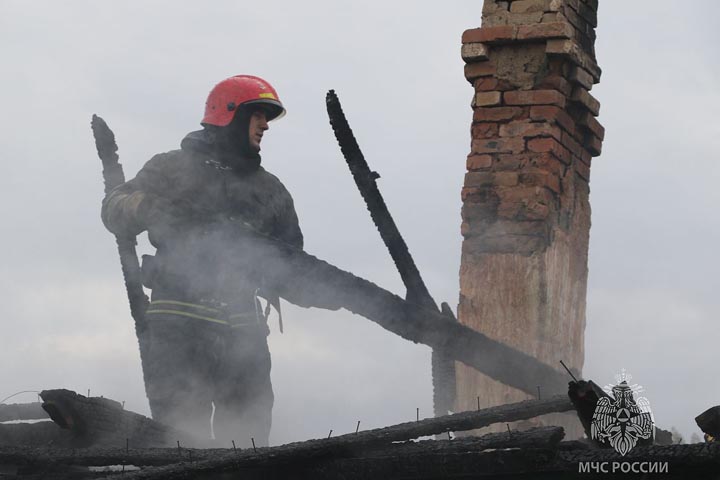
[202,75,286,127]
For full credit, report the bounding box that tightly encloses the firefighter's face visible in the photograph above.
[248,109,269,152]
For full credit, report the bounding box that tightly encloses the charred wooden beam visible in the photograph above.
[203,220,570,397]
[0,445,224,469]
[40,390,189,448]
[0,402,48,422]
[110,395,574,479]
[362,426,565,457]
[696,405,720,440]
[0,427,562,475]
[289,442,720,480]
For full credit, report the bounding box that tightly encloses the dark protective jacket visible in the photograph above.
[102,130,303,312]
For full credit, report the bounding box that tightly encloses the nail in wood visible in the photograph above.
[232,440,237,453]
[355,421,360,433]
[559,360,578,382]
[251,437,257,453]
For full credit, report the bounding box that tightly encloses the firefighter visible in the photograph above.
[101,75,303,446]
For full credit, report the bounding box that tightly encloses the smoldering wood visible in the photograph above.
[0,402,48,422]
[204,219,571,397]
[696,405,720,438]
[39,390,188,448]
[108,395,574,479]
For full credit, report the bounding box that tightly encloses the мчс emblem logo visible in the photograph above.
[590,370,654,456]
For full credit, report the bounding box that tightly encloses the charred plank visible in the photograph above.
[40,390,188,448]
[110,395,574,479]
[696,405,720,439]
[203,219,570,397]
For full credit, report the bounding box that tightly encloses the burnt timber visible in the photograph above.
[203,218,571,397]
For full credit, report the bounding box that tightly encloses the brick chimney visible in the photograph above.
[456,0,603,436]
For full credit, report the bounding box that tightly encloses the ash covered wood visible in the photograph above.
[696,405,720,439]
[108,395,573,479]
[39,389,188,448]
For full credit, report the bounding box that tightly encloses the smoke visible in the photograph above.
[0,0,717,448]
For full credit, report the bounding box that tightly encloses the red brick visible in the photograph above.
[471,123,499,139]
[535,75,572,97]
[497,187,554,220]
[529,106,575,134]
[462,186,488,202]
[504,89,566,108]
[474,77,499,92]
[471,137,525,154]
[499,120,562,141]
[465,172,495,188]
[528,152,567,176]
[462,26,517,44]
[579,111,605,140]
[585,133,602,157]
[579,148,592,165]
[574,1,598,27]
[517,22,573,41]
[461,187,498,206]
[465,172,519,189]
[561,130,584,158]
[464,62,497,81]
[527,137,572,164]
[546,39,601,83]
[466,154,493,171]
[519,172,561,193]
[496,172,520,186]
[473,106,526,122]
[571,87,600,116]
[493,154,527,171]
[474,91,502,107]
[575,158,590,181]
[498,186,554,204]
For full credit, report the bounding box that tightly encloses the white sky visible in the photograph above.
[0,1,718,445]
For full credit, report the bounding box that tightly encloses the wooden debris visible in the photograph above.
[39,390,189,448]
[111,395,574,479]
[696,405,720,439]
